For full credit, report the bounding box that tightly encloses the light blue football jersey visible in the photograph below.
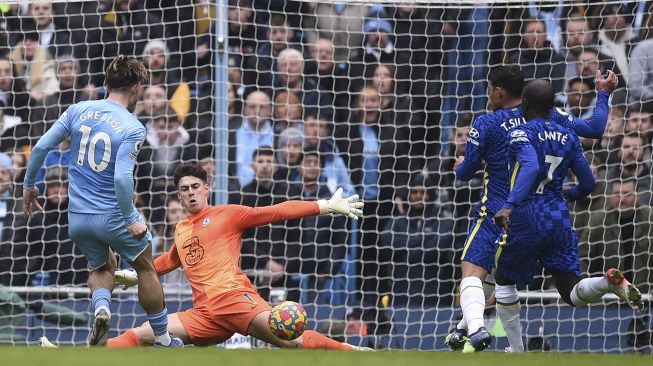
[24,99,145,225]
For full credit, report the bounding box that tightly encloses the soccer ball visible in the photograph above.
[269,301,307,340]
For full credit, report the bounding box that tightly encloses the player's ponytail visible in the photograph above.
[105,54,147,91]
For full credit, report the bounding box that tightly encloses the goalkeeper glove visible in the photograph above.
[114,269,138,290]
[317,187,364,220]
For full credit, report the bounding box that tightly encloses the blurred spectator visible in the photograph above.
[228,90,273,188]
[136,108,197,224]
[135,84,168,125]
[227,0,257,66]
[0,152,12,234]
[30,56,94,140]
[230,147,301,302]
[291,151,347,290]
[596,108,625,165]
[272,90,302,134]
[302,112,354,196]
[0,57,30,124]
[574,48,625,92]
[372,63,431,175]
[628,37,653,103]
[607,133,653,206]
[440,7,492,130]
[304,38,350,121]
[348,18,409,103]
[274,127,303,182]
[141,39,191,121]
[303,3,368,62]
[32,138,71,195]
[246,13,301,92]
[334,85,409,307]
[562,77,596,120]
[569,155,607,231]
[28,2,71,58]
[579,179,653,294]
[562,17,596,80]
[509,18,566,94]
[274,48,333,120]
[73,0,163,86]
[523,1,566,52]
[624,103,653,143]
[597,4,636,85]
[380,174,456,306]
[9,31,58,103]
[16,167,88,286]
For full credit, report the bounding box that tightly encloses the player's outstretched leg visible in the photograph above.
[128,244,180,347]
[456,262,491,352]
[107,313,189,347]
[605,269,644,311]
[87,251,117,346]
[559,269,644,311]
[247,311,366,350]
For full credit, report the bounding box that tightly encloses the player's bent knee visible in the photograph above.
[495,284,519,305]
[461,261,488,280]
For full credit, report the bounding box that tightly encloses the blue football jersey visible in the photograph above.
[506,118,591,232]
[24,99,145,224]
[456,93,608,217]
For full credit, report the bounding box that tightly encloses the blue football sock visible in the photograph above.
[91,288,111,317]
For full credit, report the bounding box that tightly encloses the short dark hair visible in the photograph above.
[611,177,637,191]
[567,76,595,91]
[523,79,555,117]
[173,162,208,187]
[301,150,324,168]
[252,146,274,160]
[105,55,147,90]
[626,103,651,117]
[488,65,524,99]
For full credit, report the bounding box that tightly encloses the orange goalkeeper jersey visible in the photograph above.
[154,201,320,300]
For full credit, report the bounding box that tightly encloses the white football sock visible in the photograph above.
[154,333,172,346]
[495,284,524,352]
[570,277,610,306]
[457,275,495,331]
[460,276,485,334]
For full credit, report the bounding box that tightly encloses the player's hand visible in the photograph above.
[22,187,43,219]
[127,221,148,240]
[317,187,364,220]
[115,269,138,290]
[493,208,512,233]
[596,70,618,94]
[454,156,465,170]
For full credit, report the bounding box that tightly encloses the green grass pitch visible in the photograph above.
[2,347,651,366]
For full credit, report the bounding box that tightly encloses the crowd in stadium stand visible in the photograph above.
[0,1,651,323]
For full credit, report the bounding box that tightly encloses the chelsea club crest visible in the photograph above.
[202,217,212,226]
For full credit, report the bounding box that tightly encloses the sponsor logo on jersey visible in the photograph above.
[469,128,480,138]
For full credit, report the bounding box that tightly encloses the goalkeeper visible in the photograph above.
[109,162,368,350]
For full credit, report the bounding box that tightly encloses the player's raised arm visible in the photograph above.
[564,137,596,201]
[22,108,73,218]
[234,187,364,230]
[552,70,617,139]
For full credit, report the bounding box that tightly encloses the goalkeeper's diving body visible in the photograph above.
[22,56,180,347]
[448,65,619,353]
[109,162,368,350]
[492,78,644,326]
